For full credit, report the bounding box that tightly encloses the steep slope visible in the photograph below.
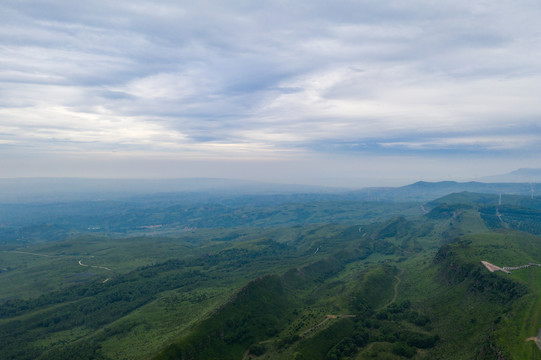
[423,230,541,359]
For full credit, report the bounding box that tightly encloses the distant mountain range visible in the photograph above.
[0,173,539,204]
[479,168,541,182]
[350,180,538,202]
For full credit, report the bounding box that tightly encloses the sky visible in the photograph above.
[1,0,540,187]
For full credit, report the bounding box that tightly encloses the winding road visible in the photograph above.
[4,250,53,257]
[78,259,111,271]
[377,268,404,310]
[300,314,356,336]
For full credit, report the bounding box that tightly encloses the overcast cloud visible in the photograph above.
[1,0,540,186]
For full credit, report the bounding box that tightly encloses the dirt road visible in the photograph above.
[78,259,111,271]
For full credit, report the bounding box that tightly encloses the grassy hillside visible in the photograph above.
[2,191,541,359]
[417,230,541,359]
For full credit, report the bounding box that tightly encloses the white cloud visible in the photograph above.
[1,0,541,181]
[380,134,541,151]
[0,103,187,151]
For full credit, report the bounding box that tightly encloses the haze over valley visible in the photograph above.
[2,1,541,359]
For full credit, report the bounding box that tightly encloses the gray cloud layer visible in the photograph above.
[1,0,540,181]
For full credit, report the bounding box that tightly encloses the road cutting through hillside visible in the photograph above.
[301,314,356,336]
[482,260,541,352]
[390,268,404,305]
[377,268,404,311]
[526,328,541,351]
[241,313,358,359]
[481,261,540,274]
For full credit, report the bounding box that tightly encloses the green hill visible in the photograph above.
[2,191,541,359]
